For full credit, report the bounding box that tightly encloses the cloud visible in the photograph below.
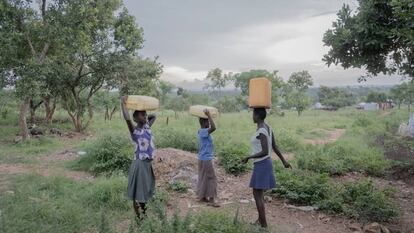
[162,66,207,83]
[208,13,337,65]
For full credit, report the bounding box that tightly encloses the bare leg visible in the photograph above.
[253,189,267,228]
[207,197,220,207]
[133,201,141,219]
[139,202,146,215]
[132,201,147,219]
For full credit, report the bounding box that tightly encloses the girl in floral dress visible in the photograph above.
[121,96,157,219]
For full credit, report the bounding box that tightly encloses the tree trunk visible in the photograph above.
[75,115,82,132]
[109,106,116,120]
[30,107,36,124]
[44,96,56,125]
[29,99,43,124]
[81,95,94,131]
[104,107,109,121]
[19,96,31,140]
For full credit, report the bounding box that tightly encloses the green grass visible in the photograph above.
[0,174,129,233]
[1,105,410,229]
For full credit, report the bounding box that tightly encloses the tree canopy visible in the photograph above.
[323,0,414,80]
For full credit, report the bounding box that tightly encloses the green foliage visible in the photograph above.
[233,69,283,107]
[274,167,331,205]
[158,81,175,104]
[323,0,414,78]
[288,71,313,91]
[164,96,191,112]
[73,134,133,175]
[275,168,398,222]
[204,68,231,96]
[318,86,356,108]
[282,71,313,116]
[297,138,391,176]
[0,174,128,233]
[217,143,250,175]
[214,96,245,113]
[131,202,262,233]
[366,91,388,103]
[318,179,398,222]
[168,181,188,193]
[155,128,198,152]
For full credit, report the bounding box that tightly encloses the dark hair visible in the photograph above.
[133,110,145,118]
[253,108,266,120]
[199,117,208,126]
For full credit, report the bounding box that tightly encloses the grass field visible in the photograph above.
[0,107,413,232]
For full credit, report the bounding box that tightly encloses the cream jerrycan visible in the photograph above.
[248,77,272,109]
[125,95,159,111]
[189,105,219,119]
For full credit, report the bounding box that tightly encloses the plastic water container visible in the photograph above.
[189,105,219,119]
[248,77,272,108]
[125,95,159,111]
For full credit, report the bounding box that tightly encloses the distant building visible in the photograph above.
[314,102,323,109]
[363,103,379,111]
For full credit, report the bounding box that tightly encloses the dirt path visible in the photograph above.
[153,148,352,233]
[2,147,411,233]
[304,128,346,145]
[0,149,93,186]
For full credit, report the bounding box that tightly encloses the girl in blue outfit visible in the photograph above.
[241,108,291,228]
[196,109,220,207]
[121,96,157,219]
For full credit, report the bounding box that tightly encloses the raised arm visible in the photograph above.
[120,96,134,134]
[271,133,292,168]
[148,113,157,127]
[204,109,216,134]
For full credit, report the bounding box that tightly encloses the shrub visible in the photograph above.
[217,143,250,175]
[274,166,331,205]
[318,179,398,222]
[73,134,133,175]
[274,167,398,222]
[168,181,188,193]
[296,138,391,176]
[154,128,198,152]
[274,129,304,152]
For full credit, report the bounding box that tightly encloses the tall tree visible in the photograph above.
[318,86,355,108]
[323,0,414,81]
[158,80,174,105]
[0,0,62,139]
[204,68,231,98]
[283,71,313,116]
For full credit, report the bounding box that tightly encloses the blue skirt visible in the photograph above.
[249,158,277,190]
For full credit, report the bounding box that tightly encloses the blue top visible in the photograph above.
[198,128,214,161]
[131,123,155,160]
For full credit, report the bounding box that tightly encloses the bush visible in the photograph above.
[318,179,398,222]
[274,166,398,222]
[274,166,331,205]
[275,129,304,152]
[296,138,391,176]
[217,143,250,175]
[73,134,133,175]
[155,128,198,152]
[168,181,188,193]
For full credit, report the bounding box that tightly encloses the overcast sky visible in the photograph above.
[123,0,404,89]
